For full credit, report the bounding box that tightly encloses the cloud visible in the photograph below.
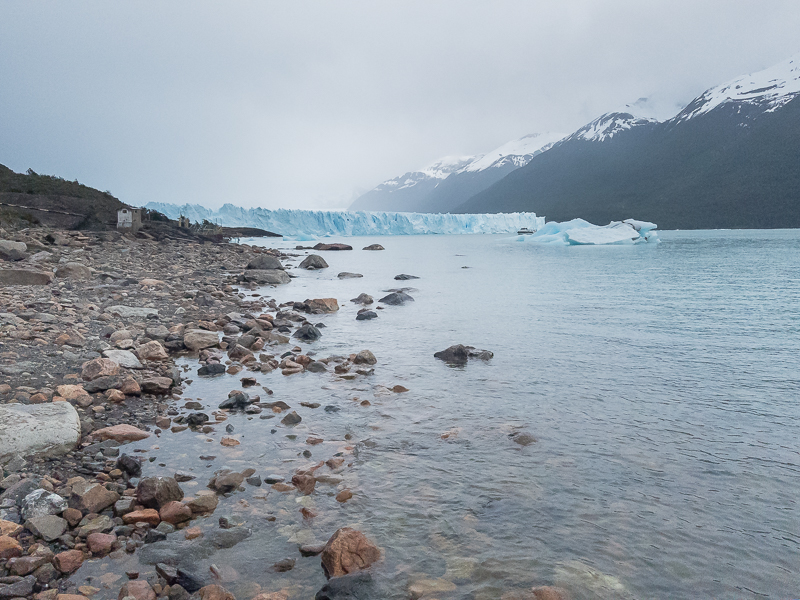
[1,0,798,209]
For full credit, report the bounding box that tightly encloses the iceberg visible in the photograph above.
[144,202,545,237]
[517,218,659,245]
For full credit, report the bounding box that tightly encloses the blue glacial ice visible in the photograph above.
[144,202,546,237]
[516,218,659,245]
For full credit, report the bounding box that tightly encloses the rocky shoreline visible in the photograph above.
[1,225,561,600]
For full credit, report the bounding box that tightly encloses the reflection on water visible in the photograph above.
[74,230,800,599]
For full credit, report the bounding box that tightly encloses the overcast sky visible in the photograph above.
[1,1,799,210]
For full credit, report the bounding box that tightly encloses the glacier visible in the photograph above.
[145,202,546,237]
[516,218,659,246]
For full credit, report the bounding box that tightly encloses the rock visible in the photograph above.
[335,489,353,503]
[55,384,90,401]
[122,509,160,526]
[408,578,457,597]
[136,477,184,509]
[218,390,252,410]
[272,558,295,572]
[55,263,92,280]
[137,340,169,361]
[87,532,116,555]
[0,269,54,285]
[307,361,327,372]
[114,497,136,517]
[20,489,67,520]
[293,323,321,341]
[176,569,205,594]
[394,273,419,280]
[92,424,150,443]
[0,402,80,463]
[197,363,226,376]
[350,293,373,306]
[355,311,377,321]
[291,474,316,495]
[0,520,23,537]
[205,526,251,548]
[362,244,384,251]
[281,411,302,426]
[159,501,192,524]
[186,413,210,428]
[186,494,218,515]
[305,298,339,313]
[146,325,170,340]
[207,471,245,494]
[313,243,352,251]
[337,272,363,279]
[531,587,570,600]
[196,585,234,600]
[62,507,82,526]
[140,376,173,395]
[26,515,67,541]
[314,572,374,600]
[117,454,143,477]
[511,432,536,446]
[102,349,144,369]
[0,240,27,261]
[0,575,35,598]
[71,483,120,514]
[246,255,284,270]
[299,255,329,270]
[183,330,219,351]
[105,306,159,319]
[242,270,291,285]
[378,292,414,305]
[227,344,254,360]
[320,527,380,579]
[434,344,494,364]
[81,357,121,381]
[0,535,23,559]
[76,514,114,537]
[353,350,376,365]
[53,549,84,574]
[118,580,156,600]
[83,375,123,393]
[391,385,409,393]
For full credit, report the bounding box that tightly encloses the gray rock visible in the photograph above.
[0,575,36,598]
[0,402,80,464]
[337,272,363,279]
[218,390,252,411]
[378,291,414,305]
[0,269,54,286]
[362,244,384,251]
[281,411,302,426]
[356,311,377,321]
[105,305,159,318]
[205,526,251,548]
[55,262,92,280]
[246,255,284,270]
[102,349,144,369]
[299,254,329,270]
[136,477,184,509]
[315,572,374,599]
[83,375,123,393]
[242,269,291,285]
[293,323,321,342]
[0,478,39,506]
[350,293,373,305]
[434,344,494,364]
[26,514,67,541]
[0,240,27,261]
[307,361,327,372]
[183,329,219,352]
[20,489,67,520]
[197,363,225,376]
[394,274,419,280]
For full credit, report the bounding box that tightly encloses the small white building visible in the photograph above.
[117,207,142,232]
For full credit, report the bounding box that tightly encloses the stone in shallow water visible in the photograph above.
[378,292,414,305]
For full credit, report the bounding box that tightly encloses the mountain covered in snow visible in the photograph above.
[349,132,565,213]
[456,53,800,229]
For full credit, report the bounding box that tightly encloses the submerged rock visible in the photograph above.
[320,527,381,579]
[434,344,493,364]
[315,572,374,600]
[378,291,414,305]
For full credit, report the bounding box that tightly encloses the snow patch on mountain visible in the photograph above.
[675,53,800,122]
[145,202,545,236]
[461,133,567,172]
[566,112,658,143]
[374,156,476,193]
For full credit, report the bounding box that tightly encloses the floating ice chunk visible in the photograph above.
[518,218,658,246]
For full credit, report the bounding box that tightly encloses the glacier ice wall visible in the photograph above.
[516,218,659,245]
[144,202,545,237]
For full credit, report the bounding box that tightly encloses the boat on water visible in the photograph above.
[517,227,535,235]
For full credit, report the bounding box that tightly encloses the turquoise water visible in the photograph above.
[74,230,800,599]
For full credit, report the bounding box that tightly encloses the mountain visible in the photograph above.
[455,54,800,229]
[349,132,565,213]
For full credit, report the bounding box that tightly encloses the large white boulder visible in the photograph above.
[0,403,81,464]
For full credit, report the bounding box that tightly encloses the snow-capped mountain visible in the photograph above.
[350,132,566,213]
[456,53,800,229]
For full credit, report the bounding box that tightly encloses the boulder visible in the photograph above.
[320,527,380,579]
[242,269,291,285]
[87,532,117,555]
[313,243,352,251]
[356,311,377,321]
[159,501,192,524]
[102,349,144,369]
[20,489,68,520]
[81,357,121,381]
[70,483,120,514]
[362,244,384,250]
[92,424,150,443]
[293,323,322,342]
[136,477,184,509]
[0,535,23,559]
[55,262,92,280]
[137,340,169,361]
[0,402,80,464]
[0,269,53,285]
[378,291,414,305]
[0,240,27,261]
[183,329,219,351]
[25,515,67,542]
[118,580,156,600]
[105,305,159,319]
[433,344,494,364]
[299,255,329,270]
[350,293,373,305]
[353,350,376,365]
[246,255,284,270]
[305,298,339,313]
[0,575,35,597]
[53,549,84,574]
[186,494,218,515]
[140,376,173,395]
[218,390,253,411]
[314,572,374,600]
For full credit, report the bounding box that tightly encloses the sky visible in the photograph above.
[1,1,799,211]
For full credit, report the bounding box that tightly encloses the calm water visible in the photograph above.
[75,230,800,599]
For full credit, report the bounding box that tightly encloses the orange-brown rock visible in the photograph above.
[184,526,203,540]
[251,593,288,600]
[335,489,353,503]
[81,358,120,381]
[196,585,234,600]
[291,473,316,495]
[122,509,160,526]
[118,580,156,600]
[320,527,380,579]
[0,534,23,559]
[86,532,116,555]
[92,424,150,443]
[0,520,23,537]
[532,587,570,600]
[120,378,141,396]
[159,501,192,524]
[53,549,84,574]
